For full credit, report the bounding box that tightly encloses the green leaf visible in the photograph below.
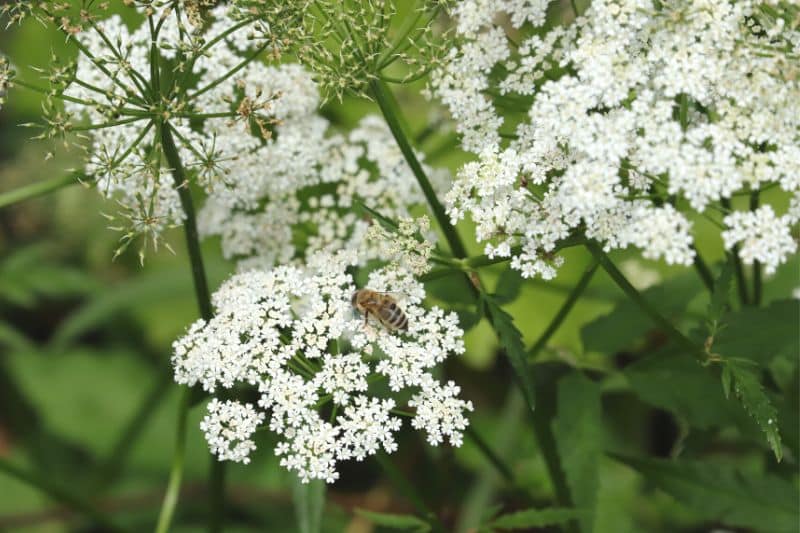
[293,478,326,533]
[624,350,755,432]
[0,244,99,307]
[612,454,799,532]
[355,509,431,532]
[552,372,601,532]
[713,300,799,365]
[707,259,733,327]
[493,265,523,305]
[581,271,699,354]
[355,200,400,232]
[727,359,783,461]
[491,507,588,530]
[482,294,536,412]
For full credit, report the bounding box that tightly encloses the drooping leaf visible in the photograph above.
[490,507,589,530]
[552,372,602,532]
[713,300,799,365]
[581,271,700,354]
[355,509,431,532]
[482,294,536,412]
[293,478,326,533]
[493,265,523,305]
[624,350,756,433]
[612,454,798,532]
[727,359,783,461]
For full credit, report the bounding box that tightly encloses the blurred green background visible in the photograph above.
[1,5,799,533]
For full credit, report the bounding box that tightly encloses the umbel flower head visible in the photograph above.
[172,250,471,483]
[197,109,449,271]
[9,1,301,257]
[431,0,800,279]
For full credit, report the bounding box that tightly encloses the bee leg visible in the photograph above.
[363,310,369,328]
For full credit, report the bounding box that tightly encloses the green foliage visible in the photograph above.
[355,509,431,532]
[612,454,799,533]
[493,265,524,305]
[489,507,589,530]
[713,300,799,365]
[481,294,536,412]
[624,350,756,434]
[0,244,98,307]
[581,271,699,354]
[553,372,602,532]
[725,359,783,461]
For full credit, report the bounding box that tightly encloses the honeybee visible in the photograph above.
[351,289,408,331]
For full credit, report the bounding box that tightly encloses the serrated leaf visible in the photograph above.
[491,507,588,530]
[714,300,799,365]
[612,454,798,532]
[493,265,523,305]
[293,478,326,533]
[707,259,733,327]
[355,509,431,531]
[552,372,601,532]
[482,294,535,412]
[624,350,756,433]
[721,364,732,400]
[581,271,699,354]
[728,359,783,461]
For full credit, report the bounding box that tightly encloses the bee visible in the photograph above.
[351,289,408,331]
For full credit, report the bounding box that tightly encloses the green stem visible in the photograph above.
[160,122,213,321]
[750,191,762,306]
[154,389,189,533]
[0,172,86,209]
[209,458,226,533]
[691,245,715,293]
[159,121,221,531]
[720,198,750,306]
[465,426,514,484]
[369,79,468,259]
[0,459,127,532]
[374,453,445,533]
[528,259,598,359]
[585,241,703,359]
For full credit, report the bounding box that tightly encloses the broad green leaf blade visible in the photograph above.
[482,295,535,411]
[552,372,601,532]
[581,271,699,354]
[292,478,326,533]
[493,265,523,305]
[728,360,783,461]
[612,454,799,532]
[624,350,755,433]
[714,300,799,365]
[355,509,431,532]
[491,507,588,530]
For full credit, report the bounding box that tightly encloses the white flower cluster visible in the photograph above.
[62,4,298,239]
[198,112,447,270]
[432,0,799,278]
[365,216,435,276]
[172,251,471,482]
